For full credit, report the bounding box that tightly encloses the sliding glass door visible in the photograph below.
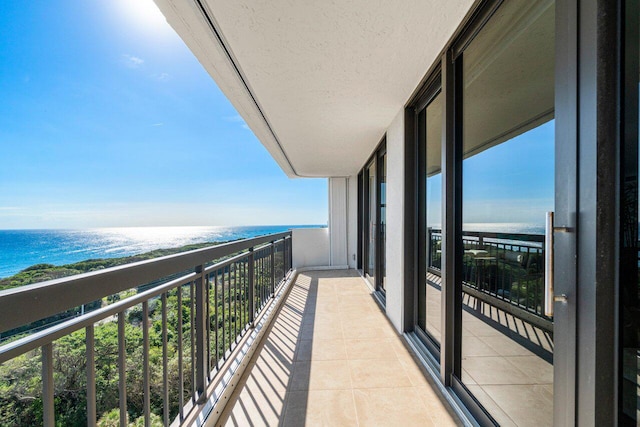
[364,158,376,284]
[362,141,387,294]
[377,146,387,292]
[455,1,556,425]
[416,82,443,357]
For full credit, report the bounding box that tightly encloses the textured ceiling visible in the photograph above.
[155,0,475,177]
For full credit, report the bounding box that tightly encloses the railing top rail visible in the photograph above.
[0,272,197,363]
[0,231,291,333]
[428,228,544,243]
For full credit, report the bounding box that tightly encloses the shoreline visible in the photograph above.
[0,241,223,291]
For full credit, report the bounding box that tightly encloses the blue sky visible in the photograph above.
[0,1,327,229]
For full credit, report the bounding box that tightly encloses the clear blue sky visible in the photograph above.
[0,1,328,229]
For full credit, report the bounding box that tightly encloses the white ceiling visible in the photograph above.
[155,0,475,177]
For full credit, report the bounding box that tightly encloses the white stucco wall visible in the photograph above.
[329,177,349,267]
[385,108,405,333]
[292,228,330,268]
[347,175,358,269]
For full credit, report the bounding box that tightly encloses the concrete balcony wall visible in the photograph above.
[292,228,330,269]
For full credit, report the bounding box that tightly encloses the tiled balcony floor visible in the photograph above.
[217,270,462,427]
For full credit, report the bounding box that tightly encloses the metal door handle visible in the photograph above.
[545,212,554,316]
[545,211,568,316]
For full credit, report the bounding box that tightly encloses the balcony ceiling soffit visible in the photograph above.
[156,0,475,177]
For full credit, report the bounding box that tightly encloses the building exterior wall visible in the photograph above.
[291,228,330,268]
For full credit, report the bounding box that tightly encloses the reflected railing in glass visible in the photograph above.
[428,228,550,329]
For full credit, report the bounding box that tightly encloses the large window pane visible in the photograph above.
[417,91,443,348]
[459,0,555,425]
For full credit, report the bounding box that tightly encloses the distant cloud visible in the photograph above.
[153,72,171,82]
[122,54,144,68]
[151,123,164,127]
[224,114,251,130]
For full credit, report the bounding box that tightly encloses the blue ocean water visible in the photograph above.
[0,225,324,278]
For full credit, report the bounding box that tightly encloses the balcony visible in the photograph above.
[0,230,554,426]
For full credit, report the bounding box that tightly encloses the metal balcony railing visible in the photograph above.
[428,228,551,332]
[0,231,292,427]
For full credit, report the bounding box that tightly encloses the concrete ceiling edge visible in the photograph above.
[154,0,300,178]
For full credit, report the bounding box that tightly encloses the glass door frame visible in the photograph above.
[376,141,387,294]
[363,156,377,285]
[414,73,443,360]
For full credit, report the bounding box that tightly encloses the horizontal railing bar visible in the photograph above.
[430,228,544,243]
[0,272,197,363]
[0,231,290,333]
[202,239,284,275]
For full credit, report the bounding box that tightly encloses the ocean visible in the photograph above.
[0,225,324,279]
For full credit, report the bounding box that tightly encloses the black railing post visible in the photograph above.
[270,241,275,296]
[248,248,255,327]
[194,264,207,402]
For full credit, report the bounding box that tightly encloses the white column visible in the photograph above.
[328,177,349,268]
[347,175,358,269]
[385,108,405,332]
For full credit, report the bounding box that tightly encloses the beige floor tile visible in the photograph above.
[295,338,348,361]
[335,283,368,296]
[340,309,387,324]
[249,360,292,392]
[337,294,377,308]
[259,334,298,361]
[353,387,437,426]
[342,323,396,339]
[349,358,413,389]
[291,360,353,390]
[282,389,358,427]
[313,301,342,314]
[300,322,344,340]
[302,314,342,330]
[346,338,400,360]
[219,382,286,427]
